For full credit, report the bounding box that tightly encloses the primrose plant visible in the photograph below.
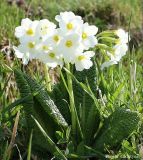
[13,12,139,159]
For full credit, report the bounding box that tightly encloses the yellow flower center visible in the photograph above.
[49,52,55,58]
[42,45,49,51]
[65,40,73,47]
[78,55,85,61]
[26,28,34,35]
[66,23,73,30]
[28,42,35,49]
[82,32,87,39]
[53,35,60,42]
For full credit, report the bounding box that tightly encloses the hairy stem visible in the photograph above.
[44,65,52,92]
[65,63,77,140]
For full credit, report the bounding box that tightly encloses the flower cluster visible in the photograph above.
[101,29,130,69]
[14,11,130,71]
[14,12,98,71]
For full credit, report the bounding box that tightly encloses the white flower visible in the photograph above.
[74,51,95,71]
[38,42,51,53]
[13,46,29,65]
[44,28,62,47]
[15,18,39,43]
[106,43,128,62]
[101,60,117,70]
[115,29,130,44]
[35,41,52,59]
[101,29,129,70]
[101,43,128,69]
[113,43,128,60]
[81,23,98,49]
[58,33,82,62]
[36,19,56,40]
[39,47,63,68]
[55,11,83,34]
[13,40,39,64]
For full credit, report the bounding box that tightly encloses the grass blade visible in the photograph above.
[32,116,67,160]
[27,130,33,160]
[6,111,20,160]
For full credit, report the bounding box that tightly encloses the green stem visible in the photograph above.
[96,30,116,38]
[95,43,113,52]
[44,65,52,92]
[97,36,117,43]
[65,63,77,139]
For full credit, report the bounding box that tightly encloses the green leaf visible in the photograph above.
[24,73,68,129]
[14,69,54,151]
[73,62,100,145]
[84,104,100,145]
[14,69,34,130]
[32,116,67,160]
[51,80,71,124]
[94,108,140,152]
[14,69,68,153]
[73,64,97,118]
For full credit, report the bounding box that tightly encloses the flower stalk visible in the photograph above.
[65,63,77,140]
[44,65,52,92]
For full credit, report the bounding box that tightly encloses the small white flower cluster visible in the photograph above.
[101,29,130,70]
[14,11,98,71]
